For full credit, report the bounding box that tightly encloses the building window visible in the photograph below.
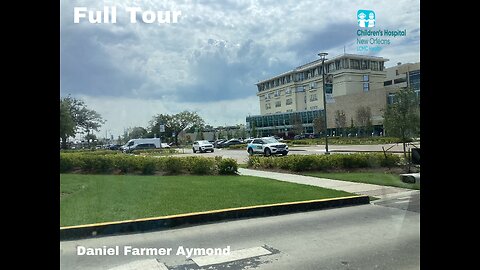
[286,109,293,112]
[387,93,395,104]
[350,59,360,69]
[285,88,292,95]
[394,77,407,84]
[286,98,292,105]
[310,94,318,101]
[371,61,379,71]
[275,101,281,107]
[384,80,392,86]
[363,83,369,92]
[274,90,280,97]
[266,103,271,110]
[310,106,318,110]
[363,75,369,82]
[310,82,317,89]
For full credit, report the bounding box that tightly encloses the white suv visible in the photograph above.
[247,137,288,156]
[192,140,214,153]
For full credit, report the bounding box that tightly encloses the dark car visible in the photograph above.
[218,139,243,148]
[108,144,122,150]
[125,143,156,153]
[214,139,226,148]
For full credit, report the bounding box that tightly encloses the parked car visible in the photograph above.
[218,139,243,148]
[247,137,289,156]
[214,139,226,148]
[193,140,214,153]
[124,143,156,153]
[160,143,171,148]
[108,144,122,150]
[243,138,254,144]
[293,134,306,140]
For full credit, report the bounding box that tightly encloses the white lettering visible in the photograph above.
[126,7,142,23]
[73,7,87,23]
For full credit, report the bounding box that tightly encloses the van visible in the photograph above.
[122,138,161,152]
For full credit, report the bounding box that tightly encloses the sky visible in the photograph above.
[60,0,420,140]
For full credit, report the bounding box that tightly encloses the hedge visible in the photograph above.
[59,152,238,175]
[247,153,400,172]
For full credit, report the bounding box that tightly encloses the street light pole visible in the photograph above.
[318,52,329,155]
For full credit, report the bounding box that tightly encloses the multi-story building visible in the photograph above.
[246,53,419,138]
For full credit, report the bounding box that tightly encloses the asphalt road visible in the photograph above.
[171,143,419,164]
[60,202,420,270]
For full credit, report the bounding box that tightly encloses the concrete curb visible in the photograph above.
[60,195,369,241]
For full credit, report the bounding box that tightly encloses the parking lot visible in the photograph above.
[171,143,418,164]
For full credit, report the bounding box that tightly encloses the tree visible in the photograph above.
[126,127,148,140]
[356,106,372,137]
[383,87,420,160]
[334,110,347,137]
[250,122,257,138]
[290,114,303,136]
[149,111,205,145]
[60,96,105,149]
[312,116,325,136]
[60,99,76,149]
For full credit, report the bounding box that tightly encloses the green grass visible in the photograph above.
[60,174,354,227]
[303,172,420,190]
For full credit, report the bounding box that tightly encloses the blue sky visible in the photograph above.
[60,0,420,140]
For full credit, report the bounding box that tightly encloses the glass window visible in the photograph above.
[275,101,281,107]
[310,94,318,101]
[266,103,271,110]
[286,98,292,105]
[384,80,392,86]
[363,83,369,92]
[363,75,369,82]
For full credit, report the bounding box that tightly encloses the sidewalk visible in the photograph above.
[238,168,419,200]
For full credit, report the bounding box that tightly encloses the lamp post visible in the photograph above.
[318,52,329,154]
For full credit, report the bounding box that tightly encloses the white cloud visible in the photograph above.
[61,0,420,140]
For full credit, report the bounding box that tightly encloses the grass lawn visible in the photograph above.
[303,172,420,190]
[60,174,354,227]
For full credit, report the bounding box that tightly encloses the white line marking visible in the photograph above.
[393,200,410,204]
[191,246,272,267]
[108,259,167,270]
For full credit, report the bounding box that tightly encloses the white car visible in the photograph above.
[247,137,288,156]
[192,140,214,153]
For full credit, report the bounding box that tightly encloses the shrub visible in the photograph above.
[189,157,216,175]
[60,153,83,173]
[138,157,158,175]
[218,158,238,175]
[162,157,185,174]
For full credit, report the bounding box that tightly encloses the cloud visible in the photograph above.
[60,0,420,139]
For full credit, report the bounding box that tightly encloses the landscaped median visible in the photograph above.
[60,153,368,239]
[246,153,419,190]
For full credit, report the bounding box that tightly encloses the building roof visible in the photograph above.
[256,53,389,84]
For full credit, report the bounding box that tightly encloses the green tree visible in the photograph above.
[312,116,325,136]
[60,96,105,149]
[60,99,76,149]
[250,122,257,138]
[149,111,205,145]
[355,106,372,137]
[127,126,148,140]
[383,87,420,160]
[334,110,347,137]
[290,114,303,136]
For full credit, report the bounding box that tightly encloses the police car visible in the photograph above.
[247,137,289,156]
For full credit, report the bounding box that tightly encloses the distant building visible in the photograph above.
[246,54,419,137]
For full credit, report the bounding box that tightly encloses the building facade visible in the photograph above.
[246,53,420,138]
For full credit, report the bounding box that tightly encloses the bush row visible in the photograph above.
[283,137,405,145]
[60,153,238,175]
[247,153,400,172]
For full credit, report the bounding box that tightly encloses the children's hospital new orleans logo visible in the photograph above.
[357,10,375,28]
[356,9,406,53]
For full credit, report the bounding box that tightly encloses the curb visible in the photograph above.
[60,195,369,241]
